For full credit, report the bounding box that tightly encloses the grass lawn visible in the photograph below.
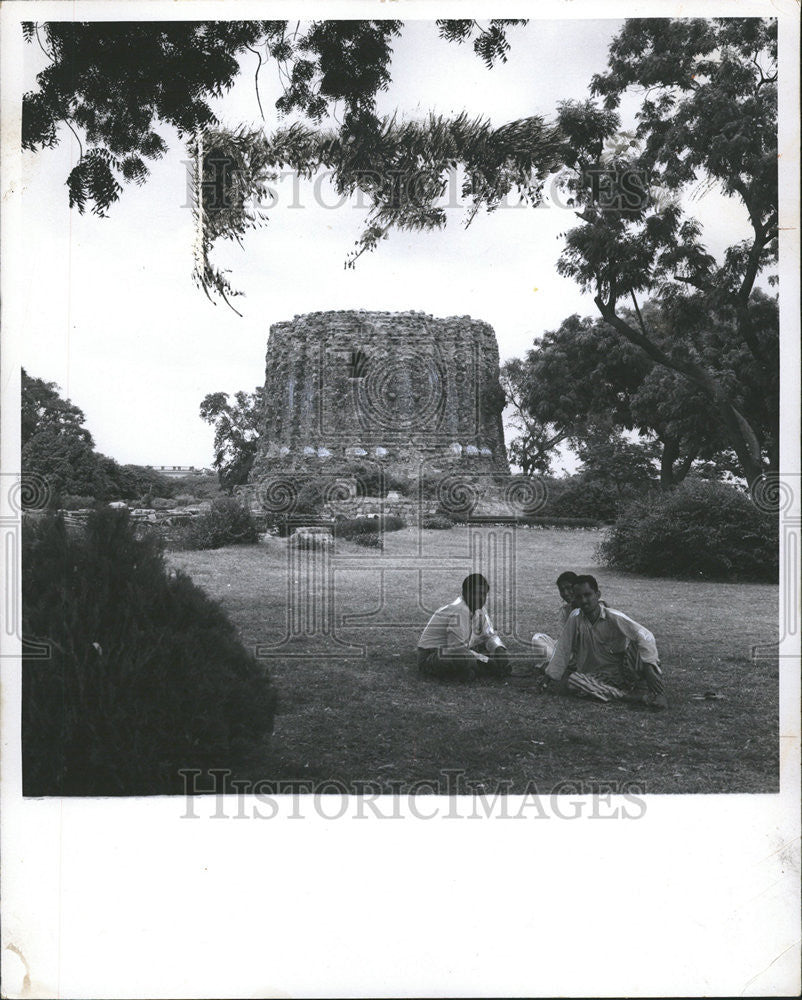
[168,525,779,794]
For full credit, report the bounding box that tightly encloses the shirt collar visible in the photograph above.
[456,597,480,617]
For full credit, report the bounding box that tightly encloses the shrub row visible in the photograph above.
[335,515,406,540]
[420,514,456,530]
[597,479,778,582]
[22,509,277,795]
[172,497,258,550]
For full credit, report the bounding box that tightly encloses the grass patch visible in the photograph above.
[168,525,779,793]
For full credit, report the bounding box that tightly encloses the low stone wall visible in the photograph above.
[322,496,439,522]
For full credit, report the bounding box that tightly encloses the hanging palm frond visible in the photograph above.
[188,112,567,309]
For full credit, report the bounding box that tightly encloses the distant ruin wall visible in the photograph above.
[250,310,510,479]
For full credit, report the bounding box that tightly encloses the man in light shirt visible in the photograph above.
[417,573,510,681]
[544,575,668,710]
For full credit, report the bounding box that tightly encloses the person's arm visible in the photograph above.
[478,608,506,651]
[611,611,660,666]
[440,609,477,659]
[545,612,578,680]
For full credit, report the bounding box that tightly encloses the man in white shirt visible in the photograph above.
[544,575,668,710]
[417,573,510,681]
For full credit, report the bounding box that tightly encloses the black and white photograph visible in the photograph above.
[1,1,799,997]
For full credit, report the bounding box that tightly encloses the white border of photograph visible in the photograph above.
[1,2,799,997]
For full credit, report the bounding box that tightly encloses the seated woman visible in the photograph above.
[417,573,510,681]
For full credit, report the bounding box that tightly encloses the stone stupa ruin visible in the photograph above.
[249,310,510,482]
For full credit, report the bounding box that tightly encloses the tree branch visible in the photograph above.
[245,45,266,122]
[594,295,765,481]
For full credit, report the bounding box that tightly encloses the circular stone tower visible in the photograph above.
[249,310,510,479]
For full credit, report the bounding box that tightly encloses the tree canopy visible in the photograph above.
[21,369,174,503]
[23,19,527,214]
[199,388,264,492]
[503,300,762,487]
[553,17,777,483]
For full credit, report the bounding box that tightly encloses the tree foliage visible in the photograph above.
[499,357,570,476]
[23,19,545,306]
[553,17,778,483]
[22,369,94,448]
[199,387,264,492]
[508,300,762,487]
[24,19,526,211]
[21,368,172,503]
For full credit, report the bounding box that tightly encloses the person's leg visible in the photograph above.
[473,640,511,678]
[531,633,556,671]
[624,643,668,709]
[417,647,436,677]
[420,647,477,682]
[566,672,627,702]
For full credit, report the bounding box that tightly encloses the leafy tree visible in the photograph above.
[21,368,172,503]
[22,368,106,500]
[22,368,94,448]
[553,17,778,483]
[199,388,264,492]
[24,19,527,208]
[512,306,743,488]
[499,357,570,476]
[22,428,111,502]
[23,20,557,308]
[573,427,660,493]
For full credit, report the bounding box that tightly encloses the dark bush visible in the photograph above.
[22,510,277,795]
[335,515,406,540]
[354,532,383,549]
[174,497,258,550]
[597,479,778,582]
[166,472,222,500]
[114,464,176,501]
[546,478,624,523]
[421,514,456,530]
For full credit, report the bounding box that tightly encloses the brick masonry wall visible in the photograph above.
[250,310,510,480]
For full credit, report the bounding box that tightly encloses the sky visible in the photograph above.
[17,18,754,469]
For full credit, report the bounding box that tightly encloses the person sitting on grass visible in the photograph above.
[557,571,580,625]
[531,570,580,670]
[542,575,668,710]
[417,573,510,681]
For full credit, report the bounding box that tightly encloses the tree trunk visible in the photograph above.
[659,437,679,489]
[672,450,696,484]
[595,301,767,484]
